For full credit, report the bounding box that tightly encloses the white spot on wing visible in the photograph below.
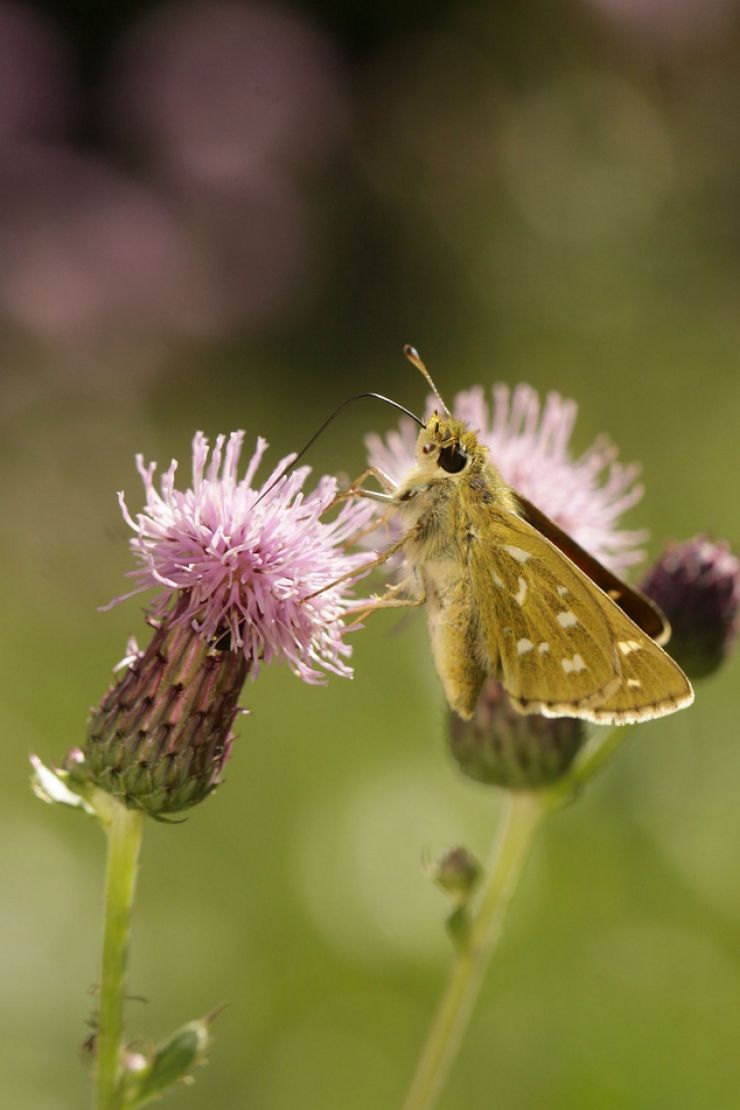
[513,576,528,606]
[504,545,531,564]
[619,640,641,656]
[556,585,569,597]
[557,610,578,628]
[492,571,504,588]
[561,653,586,674]
[538,642,550,653]
[627,678,642,688]
[517,638,534,655]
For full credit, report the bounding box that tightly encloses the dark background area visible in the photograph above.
[2,1,739,1107]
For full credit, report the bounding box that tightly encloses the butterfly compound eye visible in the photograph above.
[438,443,467,473]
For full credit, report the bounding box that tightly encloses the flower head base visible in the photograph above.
[641,536,740,679]
[78,610,248,815]
[448,677,587,790]
[113,431,376,683]
[367,383,646,572]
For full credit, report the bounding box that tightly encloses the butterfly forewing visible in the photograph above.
[582,616,693,723]
[514,493,669,644]
[468,507,694,724]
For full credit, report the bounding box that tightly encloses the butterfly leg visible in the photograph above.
[350,487,394,504]
[330,466,397,508]
[347,583,427,627]
[340,507,396,550]
[303,527,418,602]
[350,465,396,492]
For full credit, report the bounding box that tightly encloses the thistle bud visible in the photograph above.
[77,608,248,816]
[448,678,586,790]
[427,846,482,905]
[121,1015,213,1105]
[641,536,740,679]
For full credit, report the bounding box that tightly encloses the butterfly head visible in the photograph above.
[415,412,485,479]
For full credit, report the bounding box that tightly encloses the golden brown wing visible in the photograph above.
[515,493,669,644]
[466,508,693,724]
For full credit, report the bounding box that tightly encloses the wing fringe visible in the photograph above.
[509,683,695,725]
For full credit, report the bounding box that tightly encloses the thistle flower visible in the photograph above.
[641,536,740,679]
[78,430,376,815]
[366,383,646,571]
[113,430,376,683]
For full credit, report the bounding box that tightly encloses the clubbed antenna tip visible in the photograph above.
[403,344,451,417]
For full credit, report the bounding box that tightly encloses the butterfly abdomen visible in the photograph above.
[423,559,486,719]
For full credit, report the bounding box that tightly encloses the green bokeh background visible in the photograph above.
[2,2,739,1107]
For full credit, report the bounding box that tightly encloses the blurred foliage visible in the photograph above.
[2,0,739,1107]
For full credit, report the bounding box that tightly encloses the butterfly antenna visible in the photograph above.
[403,344,451,418]
[253,392,424,506]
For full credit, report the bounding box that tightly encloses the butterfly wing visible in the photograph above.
[466,508,694,724]
[514,493,669,644]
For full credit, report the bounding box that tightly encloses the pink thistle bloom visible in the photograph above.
[111,431,377,683]
[366,383,647,571]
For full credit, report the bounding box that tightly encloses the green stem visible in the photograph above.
[402,791,551,1110]
[569,725,633,791]
[540,725,633,812]
[94,797,144,1110]
[402,723,629,1110]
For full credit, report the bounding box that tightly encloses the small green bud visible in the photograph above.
[448,678,586,790]
[427,846,483,949]
[427,846,482,905]
[122,1017,211,1107]
[80,610,248,816]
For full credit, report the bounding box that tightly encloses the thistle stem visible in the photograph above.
[95,797,144,1110]
[401,723,631,1110]
[568,724,633,791]
[402,791,550,1110]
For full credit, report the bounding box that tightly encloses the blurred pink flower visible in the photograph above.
[586,0,734,47]
[0,146,213,340]
[109,1,347,186]
[366,384,646,571]
[104,1,350,329]
[0,3,72,141]
[111,431,377,683]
